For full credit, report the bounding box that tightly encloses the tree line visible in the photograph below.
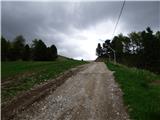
[96,27,160,74]
[1,35,58,61]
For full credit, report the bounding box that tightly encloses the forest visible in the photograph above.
[96,27,160,74]
[1,35,58,61]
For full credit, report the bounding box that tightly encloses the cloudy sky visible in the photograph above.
[1,1,160,60]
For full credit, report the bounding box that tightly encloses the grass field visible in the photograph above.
[1,59,86,104]
[106,62,160,120]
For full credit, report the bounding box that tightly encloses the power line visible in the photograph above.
[112,0,126,38]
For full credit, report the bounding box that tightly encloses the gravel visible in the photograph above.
[14,62,130,120]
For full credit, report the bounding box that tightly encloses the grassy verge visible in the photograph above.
[106,62,160,120]
[1,59,86,104]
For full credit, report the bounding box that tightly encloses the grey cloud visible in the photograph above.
[2,1,159,60]
[120,1,159,33]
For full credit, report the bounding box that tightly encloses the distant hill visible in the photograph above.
[57,55,70,61]
[57,55,77,61]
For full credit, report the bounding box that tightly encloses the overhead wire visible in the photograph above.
[112,0,126,38]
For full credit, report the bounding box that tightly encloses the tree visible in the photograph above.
[129,32,143,54]
[22,44,31,61]
[96,43,102,57]
[49,44,58,60]
[122,36,131,54]
[140,27,160,72]
[102,40,112,58]
[32,39,48,61]
[96,27,160,73]
[111,35,123,61]
[1,35,58,61]
[46,45,57,61]
[12,35,25,60]
[1,36,10,61]
[156,31,160,40]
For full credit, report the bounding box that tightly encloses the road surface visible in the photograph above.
[15,62,129,120]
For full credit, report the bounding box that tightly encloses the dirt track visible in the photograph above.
[15,62,129,120]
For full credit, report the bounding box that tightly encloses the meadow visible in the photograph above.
[1,58,86,104]
[106,62,160,120]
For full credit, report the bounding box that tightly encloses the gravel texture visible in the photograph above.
[14,62,130,120]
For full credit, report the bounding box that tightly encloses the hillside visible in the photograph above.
[95,56,109,62]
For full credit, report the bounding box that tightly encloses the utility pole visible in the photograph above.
[106,44,116,63]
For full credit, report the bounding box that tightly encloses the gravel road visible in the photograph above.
[15,62,129,120]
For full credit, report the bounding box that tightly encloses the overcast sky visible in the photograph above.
[1,1,160,60]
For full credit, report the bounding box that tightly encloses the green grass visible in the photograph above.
[106,62,160,120]
[1,59,86,104]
